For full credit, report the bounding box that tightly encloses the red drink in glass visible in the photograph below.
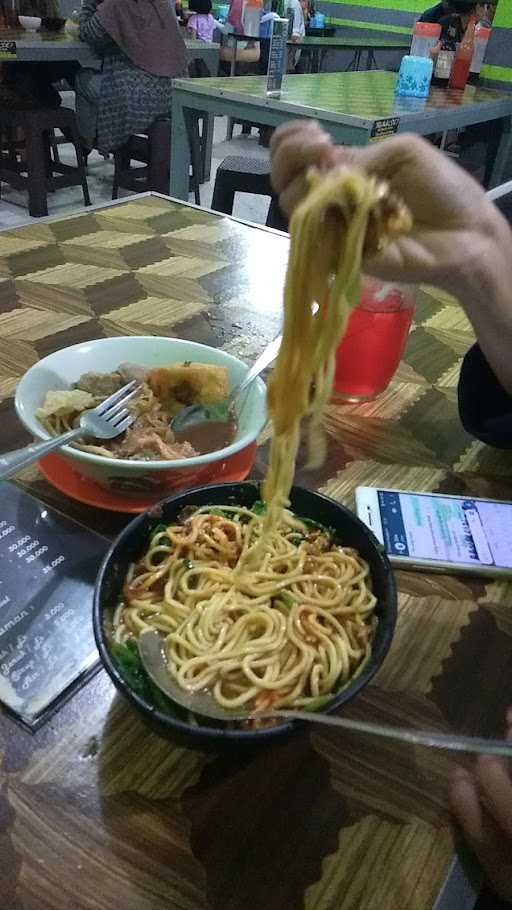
[332,278,415,401]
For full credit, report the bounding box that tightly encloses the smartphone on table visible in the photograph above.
[355,487,512,578]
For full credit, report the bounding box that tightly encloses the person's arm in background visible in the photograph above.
[449,711,512,905]
[212,18,231,34]
[79,0,117,54]
[186,12,199,36]
[290,0,304,40]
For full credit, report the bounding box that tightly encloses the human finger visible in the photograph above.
[271,122,339,195]
[449,765,487,845]
[473,718,512,839]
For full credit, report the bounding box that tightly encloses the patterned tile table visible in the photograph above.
[2,194,512,910]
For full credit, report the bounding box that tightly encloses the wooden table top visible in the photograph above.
[1,193,512,910]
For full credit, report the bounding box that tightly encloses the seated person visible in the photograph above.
[287,0,305,70]
[419,1,453,23]
[219,0,261,73]
[75,0,186,154]
[186,0,225,42]
[439,0,492,41]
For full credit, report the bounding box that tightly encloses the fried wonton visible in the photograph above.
[36,389,95,421]
[148,362,230,415]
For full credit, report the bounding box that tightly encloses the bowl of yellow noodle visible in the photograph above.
[93,481,397,746]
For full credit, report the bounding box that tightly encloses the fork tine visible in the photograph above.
[102,387,140,419]
[94,380,137,416]
[109,407,129,426]
[114,415,135,433]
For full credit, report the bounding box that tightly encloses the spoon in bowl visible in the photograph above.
[170,333,282,435]
[138,629,512,757]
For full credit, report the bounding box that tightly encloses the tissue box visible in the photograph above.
[396,55,433,98]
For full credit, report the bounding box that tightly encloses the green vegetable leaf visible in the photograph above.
[278,591,296,609]
[300,516,331,532]
[183,559,194,571]
[111,640,149,699]
[303,695,330,712]
[205,401,230,422]
[110,640,182,718]
[252,500,267,515]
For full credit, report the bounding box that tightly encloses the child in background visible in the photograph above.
[187,0,224,42]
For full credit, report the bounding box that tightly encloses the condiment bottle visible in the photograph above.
[468,23,492,84]
[432,37,456,86]
[448,16,477,90]
[410,21,441,58]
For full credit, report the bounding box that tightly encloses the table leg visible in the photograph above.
[354,49,363,71]
[345,51,357,71]
[485,115,512,189]
[201,113,214,183]
[226,38,238,140]
[170,93,191,201]
[367,49,377,70]
[25,118,48,218]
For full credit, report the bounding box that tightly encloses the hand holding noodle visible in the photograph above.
[271,122,503,290]
[261,161,411,541]
[271,121,512,397]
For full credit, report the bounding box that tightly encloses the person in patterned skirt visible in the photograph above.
[75,0,187,154]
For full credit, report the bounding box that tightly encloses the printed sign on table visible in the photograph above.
[0,484,108,727]
[0,40,16,60]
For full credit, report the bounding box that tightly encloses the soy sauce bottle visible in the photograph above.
[448,16,477,90]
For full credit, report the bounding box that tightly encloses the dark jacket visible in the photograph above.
[458,344,512,448]
[419,3,448,23]
[439,12,465,42]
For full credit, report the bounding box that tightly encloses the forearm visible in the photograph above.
[447,215,512,396]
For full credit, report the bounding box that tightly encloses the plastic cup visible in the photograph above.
[332,278,415,402]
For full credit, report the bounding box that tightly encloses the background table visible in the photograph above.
[0,30,219,181]
[0,30,220,73]
[220,33,409,78]
[1,192,512,910]
[288,35,410,73]
[170,70,512,199]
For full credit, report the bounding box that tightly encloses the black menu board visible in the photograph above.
[0,484,109,728]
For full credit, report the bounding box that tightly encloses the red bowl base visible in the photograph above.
[38,444,258,513]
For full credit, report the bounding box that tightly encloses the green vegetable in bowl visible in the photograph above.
[111,639,182,717]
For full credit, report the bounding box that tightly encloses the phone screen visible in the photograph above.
[377,491,512,569]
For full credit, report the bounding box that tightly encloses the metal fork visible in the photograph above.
[0,380,140,481]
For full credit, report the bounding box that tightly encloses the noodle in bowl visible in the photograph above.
[93,482,397,745]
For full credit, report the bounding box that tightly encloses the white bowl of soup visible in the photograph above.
[15,336,267,496]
